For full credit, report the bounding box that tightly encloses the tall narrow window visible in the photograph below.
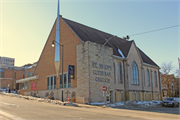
[14,70,16,79]
[143,69,145,86]
[147,69,150,86]
[64,74,67,88]
[59,73,71,89]
[60,75,62,88]
[23,71,25,78]
[118,63,123,84]
[54,76,56,89]
[0,69,4,78]
[47,77,50,90]
[47,75,56,90]
[154,71,158,87]
[51,76,53,89]
[131,61,139,85]
[114,62,116,84]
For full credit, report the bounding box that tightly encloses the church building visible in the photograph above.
[16,1,162,103]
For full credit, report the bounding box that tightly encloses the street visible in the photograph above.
[120,106,179,115]
[0,95,179,120]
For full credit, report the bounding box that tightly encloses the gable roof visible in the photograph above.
[62,17,159,67]
[117,41,133,57]
[138,48,159,67]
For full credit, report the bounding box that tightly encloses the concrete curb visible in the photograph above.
[0,92,78,106]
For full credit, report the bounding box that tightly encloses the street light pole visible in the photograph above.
[102,35,116,105]
[61,45,64,102]
[52,40,64,102]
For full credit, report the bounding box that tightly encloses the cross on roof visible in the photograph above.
[65,90,70,98]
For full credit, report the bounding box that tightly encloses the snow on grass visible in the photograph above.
[90,102,104,105]
[90,100,162,108]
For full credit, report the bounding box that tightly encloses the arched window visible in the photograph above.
[147,69,150,86]
[114,62,116,84]
[131,61,139,84]
[154,71,158,87]
[118,63,123,84]
[143,69,146,86]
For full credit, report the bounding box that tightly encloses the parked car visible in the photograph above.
[162,97,179,107]
[0,87,9,93]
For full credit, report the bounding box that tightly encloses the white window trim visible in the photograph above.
[59,73,68,88]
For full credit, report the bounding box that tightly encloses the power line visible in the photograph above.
[129,25,180,36]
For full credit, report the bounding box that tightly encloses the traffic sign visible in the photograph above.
[102,86,106,91]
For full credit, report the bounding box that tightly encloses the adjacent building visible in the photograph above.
[16,2,162,103]
[0,57,15,66]
[0,64,26,90]
[161,74,179,98]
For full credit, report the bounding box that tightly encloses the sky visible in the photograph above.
[0,0,179,73]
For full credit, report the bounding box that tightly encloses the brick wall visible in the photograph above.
[1,69,23,90]
[29,16,81,91]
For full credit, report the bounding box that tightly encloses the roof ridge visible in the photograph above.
[62,17,125,41]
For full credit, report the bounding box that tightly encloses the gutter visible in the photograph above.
[143,63,160,69]
[113,55,127,60]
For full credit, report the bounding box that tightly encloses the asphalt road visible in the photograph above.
[0,95,179,120]
[120,106,179,115]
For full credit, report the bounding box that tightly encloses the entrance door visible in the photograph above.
[106,91,110,103]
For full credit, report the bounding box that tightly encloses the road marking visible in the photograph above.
[0,111,24,120]
[0,101,19,107]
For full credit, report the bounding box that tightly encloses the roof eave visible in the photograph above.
[143,63,160,69]
[113,55,127,60]
[62,17,84,43]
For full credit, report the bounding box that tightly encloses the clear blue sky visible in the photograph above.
[1,0,179,73]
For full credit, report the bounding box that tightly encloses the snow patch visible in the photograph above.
[118,49,125,58]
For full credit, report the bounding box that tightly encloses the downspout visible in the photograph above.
[142,67,144,101]
[123,60,126,101]
[151,70,154,100]
[158,71,162,100]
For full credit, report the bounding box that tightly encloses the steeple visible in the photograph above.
[54,0,61,89]
[55,0,60,62]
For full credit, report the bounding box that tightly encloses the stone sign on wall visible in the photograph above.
[92,61,112,83]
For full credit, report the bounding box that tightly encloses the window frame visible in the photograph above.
[59,73,71,89]
[113,62,116,84]
[131,61,139,85]
[154,71,158,87]
[147,69,150,86]
[118,62,123,84]
[0,69,4,78]
[47,75,56,90]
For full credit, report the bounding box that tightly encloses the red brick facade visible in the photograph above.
[0,68,24,90]
[20,17,81,93]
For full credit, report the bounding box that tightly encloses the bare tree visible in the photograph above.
[160,62,174,75]
[160,62,179,97]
